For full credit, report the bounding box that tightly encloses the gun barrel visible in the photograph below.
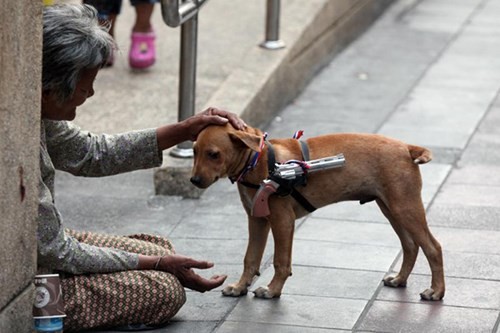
[308,154,345,172]
[273,154,345,179]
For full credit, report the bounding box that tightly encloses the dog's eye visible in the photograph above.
[207,151,219,160]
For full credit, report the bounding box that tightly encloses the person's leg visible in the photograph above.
[129,0,158,68]
[62,270,186,331]
[83,0,122,66]
[61,230,186,331]
[133,2,155,33]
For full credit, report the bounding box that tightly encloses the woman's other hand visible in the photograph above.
[156,254,228,292]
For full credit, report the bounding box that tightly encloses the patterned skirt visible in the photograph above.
[60,230,186,332]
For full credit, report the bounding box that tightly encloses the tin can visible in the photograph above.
[34,318,63,332]
[33,274,66,332]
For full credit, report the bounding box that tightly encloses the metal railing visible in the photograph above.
[161,0,209,28]
[260,0,285,49]
[160,0,209,158]
[160,0,283,158]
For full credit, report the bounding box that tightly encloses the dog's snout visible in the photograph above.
[190,176,202,187]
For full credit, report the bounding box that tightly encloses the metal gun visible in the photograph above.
[273,153,346,180]
[251,154,345,217]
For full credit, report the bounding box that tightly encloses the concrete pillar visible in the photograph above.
[0,0,42,332]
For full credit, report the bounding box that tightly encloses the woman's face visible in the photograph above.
[41,67,99,121]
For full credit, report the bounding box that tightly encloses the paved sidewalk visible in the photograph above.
[56,0,500,332]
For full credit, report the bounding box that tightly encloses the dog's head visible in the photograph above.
[190,124,263,188]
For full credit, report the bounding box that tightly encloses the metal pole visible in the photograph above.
[260,0,285,50]
[170,14,198,158]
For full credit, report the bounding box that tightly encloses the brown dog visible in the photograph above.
[190,124,445,301]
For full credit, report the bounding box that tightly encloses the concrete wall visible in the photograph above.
[0,0,42,331]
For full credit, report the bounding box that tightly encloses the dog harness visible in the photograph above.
[266,141,317,213]
[231,132,317,214]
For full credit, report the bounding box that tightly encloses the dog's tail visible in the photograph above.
[408,145,432,164]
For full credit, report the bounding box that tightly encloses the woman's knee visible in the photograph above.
[61,270,186,330]
[145,272,186,325]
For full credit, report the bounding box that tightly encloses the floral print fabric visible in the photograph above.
[61,230,186,331]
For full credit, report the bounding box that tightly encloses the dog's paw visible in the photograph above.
[221,284,248,297]
[420,288,444,301]
[383,275,407,288]
[253,286,280,299]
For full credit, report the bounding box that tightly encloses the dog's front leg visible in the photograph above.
[253,209,295,299]
[222,216,270,297]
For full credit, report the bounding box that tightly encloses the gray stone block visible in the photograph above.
[432,183,500,207]
[295,218,400,248]
[357,300,499,332]
[256,266,383,300]
[157,321,219,333]
[427,203,500,231]
[292,239,400,272]
[395,250,500,280]
[168,238,274,267]
[170,212,249,239]
[430,226,500,255]
[459,133,500,165]
[173,291,239,322]
[378,124,472,149]
[217,321,344,333]
[92,321,219,333]
[311,201,387,223]
[377,274,500,309]
[0,286,35,333]
[0,0,40,324]
[401,0,483,33]
[444,156,500,183]
[226,294,367,330]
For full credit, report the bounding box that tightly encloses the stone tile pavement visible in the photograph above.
[55,0,500,331]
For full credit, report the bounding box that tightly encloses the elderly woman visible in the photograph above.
[40,4,245,331]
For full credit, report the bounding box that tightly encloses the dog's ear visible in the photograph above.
[229,131,262,152]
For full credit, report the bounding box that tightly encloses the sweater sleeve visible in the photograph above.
[44,120,162,177]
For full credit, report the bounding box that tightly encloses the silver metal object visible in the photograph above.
[170,15,198,158]
[260,0,285,50]
[161,0,209,28]
[273,154,346,180]
[160,0,209,158]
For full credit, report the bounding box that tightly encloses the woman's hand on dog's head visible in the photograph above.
[155,107,246,151]
[199,107,247,131]
[184,107,247,141]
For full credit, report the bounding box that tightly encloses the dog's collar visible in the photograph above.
[229,132,268,184]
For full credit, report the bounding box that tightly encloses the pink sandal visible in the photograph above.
[129,30,156,69]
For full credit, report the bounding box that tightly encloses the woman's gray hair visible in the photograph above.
[42,4,115,104]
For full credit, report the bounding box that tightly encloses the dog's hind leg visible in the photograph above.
[379,196,445,301]
[377,198,419,288]
[222,216,271,297]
